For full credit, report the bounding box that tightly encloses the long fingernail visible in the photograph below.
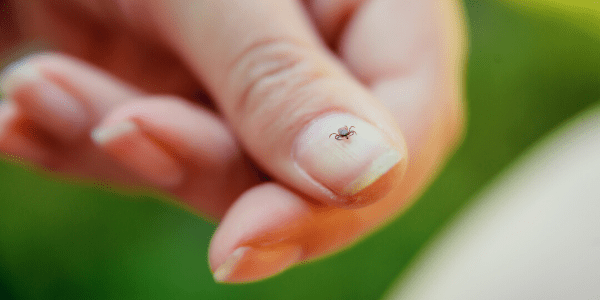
[92,120,185,187]
[293,113,405,207]
[0,62,89,139]
[213,244,303,283]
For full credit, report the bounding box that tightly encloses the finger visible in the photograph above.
[209,183,311,283]
[92,97,260,218]
[1,57,91,142]
[209,182,371,283]
[1,53,141,122]
[0,53,147,183]
[0,52,258,218]
[130,0,409,207]
[209,0,468,282]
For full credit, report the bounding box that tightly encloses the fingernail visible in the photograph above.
[293,113,404,206]
[0,61,89,139]
[213,244,303,283]
[92,120,185,187]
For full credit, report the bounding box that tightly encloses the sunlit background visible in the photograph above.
[1,0,599,299]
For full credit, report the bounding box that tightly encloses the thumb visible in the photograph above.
[126,0,408,207]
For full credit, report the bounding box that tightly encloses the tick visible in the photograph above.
[330,126,357,140]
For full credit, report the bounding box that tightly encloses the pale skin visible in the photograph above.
[0,0,466,283]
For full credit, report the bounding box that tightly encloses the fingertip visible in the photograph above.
[212,244,303,283]
[92,119,185,188]
[209,183,313,281]
[1,55,92,141]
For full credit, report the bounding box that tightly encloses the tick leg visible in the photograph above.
[330,133,336,138]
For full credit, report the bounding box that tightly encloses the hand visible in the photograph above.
[0,0,466,282]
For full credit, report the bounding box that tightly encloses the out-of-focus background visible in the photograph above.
[1,0,599,299]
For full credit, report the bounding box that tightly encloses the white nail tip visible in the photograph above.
[91,120,138,145]
[342,148,402,195]
[213,247,250,283]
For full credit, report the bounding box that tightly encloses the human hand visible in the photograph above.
[0,0,466,283]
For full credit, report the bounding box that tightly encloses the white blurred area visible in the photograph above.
[383,103,600,300]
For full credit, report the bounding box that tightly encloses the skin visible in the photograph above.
[0,0,467,283]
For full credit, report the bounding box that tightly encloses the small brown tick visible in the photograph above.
[329,126,356,140]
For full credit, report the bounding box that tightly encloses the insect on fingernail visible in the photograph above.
[329,125,357,140]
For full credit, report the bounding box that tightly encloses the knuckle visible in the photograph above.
[225,39,330,129]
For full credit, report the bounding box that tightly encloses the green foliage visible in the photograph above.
[1,1,599,299]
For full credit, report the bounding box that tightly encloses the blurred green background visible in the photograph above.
[1,1,599,299]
